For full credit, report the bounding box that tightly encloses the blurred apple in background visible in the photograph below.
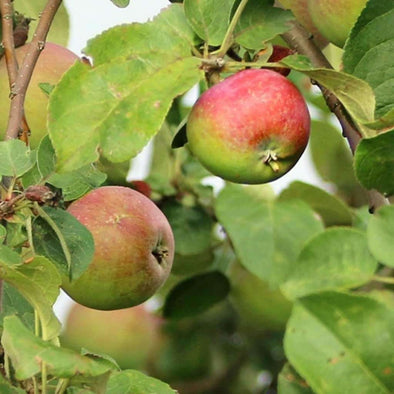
[278,0,329,48]
[307,0,367,48]
[61,302,162,370]
[0,42,78,147]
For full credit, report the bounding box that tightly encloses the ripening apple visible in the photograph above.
[186,69,310,184]
[278,0,328,48]
[62,186,175,310]
[266,45,295,76]
[0,42,78,148]
[61,303,163,370]
[307,0,367,48]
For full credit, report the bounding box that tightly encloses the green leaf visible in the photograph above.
[282,55,376,129]
[184,0,236,46]
[365,108,394,133]
[0,254,61,340]
[234,0,294,50]
[309,120,363,195]
[0,224,6,244]
[279,181,353,227]
[22,136,57,187]
[49,5,203,172]
[106,369,176,394]
[343,0,394,119]
[161,200,213,256]
[15,1,69,46]
[38,82,55,96]
[172,248,215,276]
[367,205,394,267]
[1,315,115,381]
[278,364,314,394]
[0,139,35,177]
[281,228,378,300]
[171,124,188,148]
[49,164,107,201]
[32,206,95,281]
[229,261,292,331]
[4,223,27,249]
[145,124,177,196]
[36,135,57,179]
[85,4,198,65]
[352,206,372,232]
[354,130,394,196]
[284,292,394,394]
[163,271,230,319]
[0,374,25,394]
[215,184,324,285]
[110,0,130,7]
[1,283,34,331]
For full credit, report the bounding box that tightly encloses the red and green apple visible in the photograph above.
[62,186,174,310]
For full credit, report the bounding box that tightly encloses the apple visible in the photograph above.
[62,302,214,381]
[258,45,295,76]
[186,69,310,184]
[62,186,175,310]
[0,42,78,148]
[128,180,152,198]
[307,0,367,48]
[228,262,292,332]
[278,0,328,48]
[61,303,163,370]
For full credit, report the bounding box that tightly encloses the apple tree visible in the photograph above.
[0,0,393,393]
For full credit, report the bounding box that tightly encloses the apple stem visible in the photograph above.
[262,151,280,172]
[216,0,250,57]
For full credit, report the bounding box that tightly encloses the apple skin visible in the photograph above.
[279,0,328,48]
[186,69,310,184]
[61,303,163,370]
[62,186,175,310]
[308,0,367,48]
[0,42,78,148]
[267,45,295,76]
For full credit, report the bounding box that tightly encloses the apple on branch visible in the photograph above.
[307,0,367,48]
[186,69,310,184]
[278,0,329,48]
[62,186,174,310]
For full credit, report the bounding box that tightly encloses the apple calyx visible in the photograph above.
[152,244,170,265]
[261,150,280,173]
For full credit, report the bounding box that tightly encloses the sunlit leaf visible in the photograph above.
[2,315,115,380]
[281,228,378,299]
[284,292,394,393]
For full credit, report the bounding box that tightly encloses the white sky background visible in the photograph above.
[64,0,170,54]
[55,0,329,323]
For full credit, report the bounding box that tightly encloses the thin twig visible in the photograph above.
[281,22,387,211]
[4,0,62,141]
[0,1,31,143]
[0,1,18,84]
[372,275,394,285]
[216,0,249,57]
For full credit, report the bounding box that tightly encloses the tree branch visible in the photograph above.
[0,1,31,143]
[3,0,62,141]
[0,0,62,312]
[281,22,387,212]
